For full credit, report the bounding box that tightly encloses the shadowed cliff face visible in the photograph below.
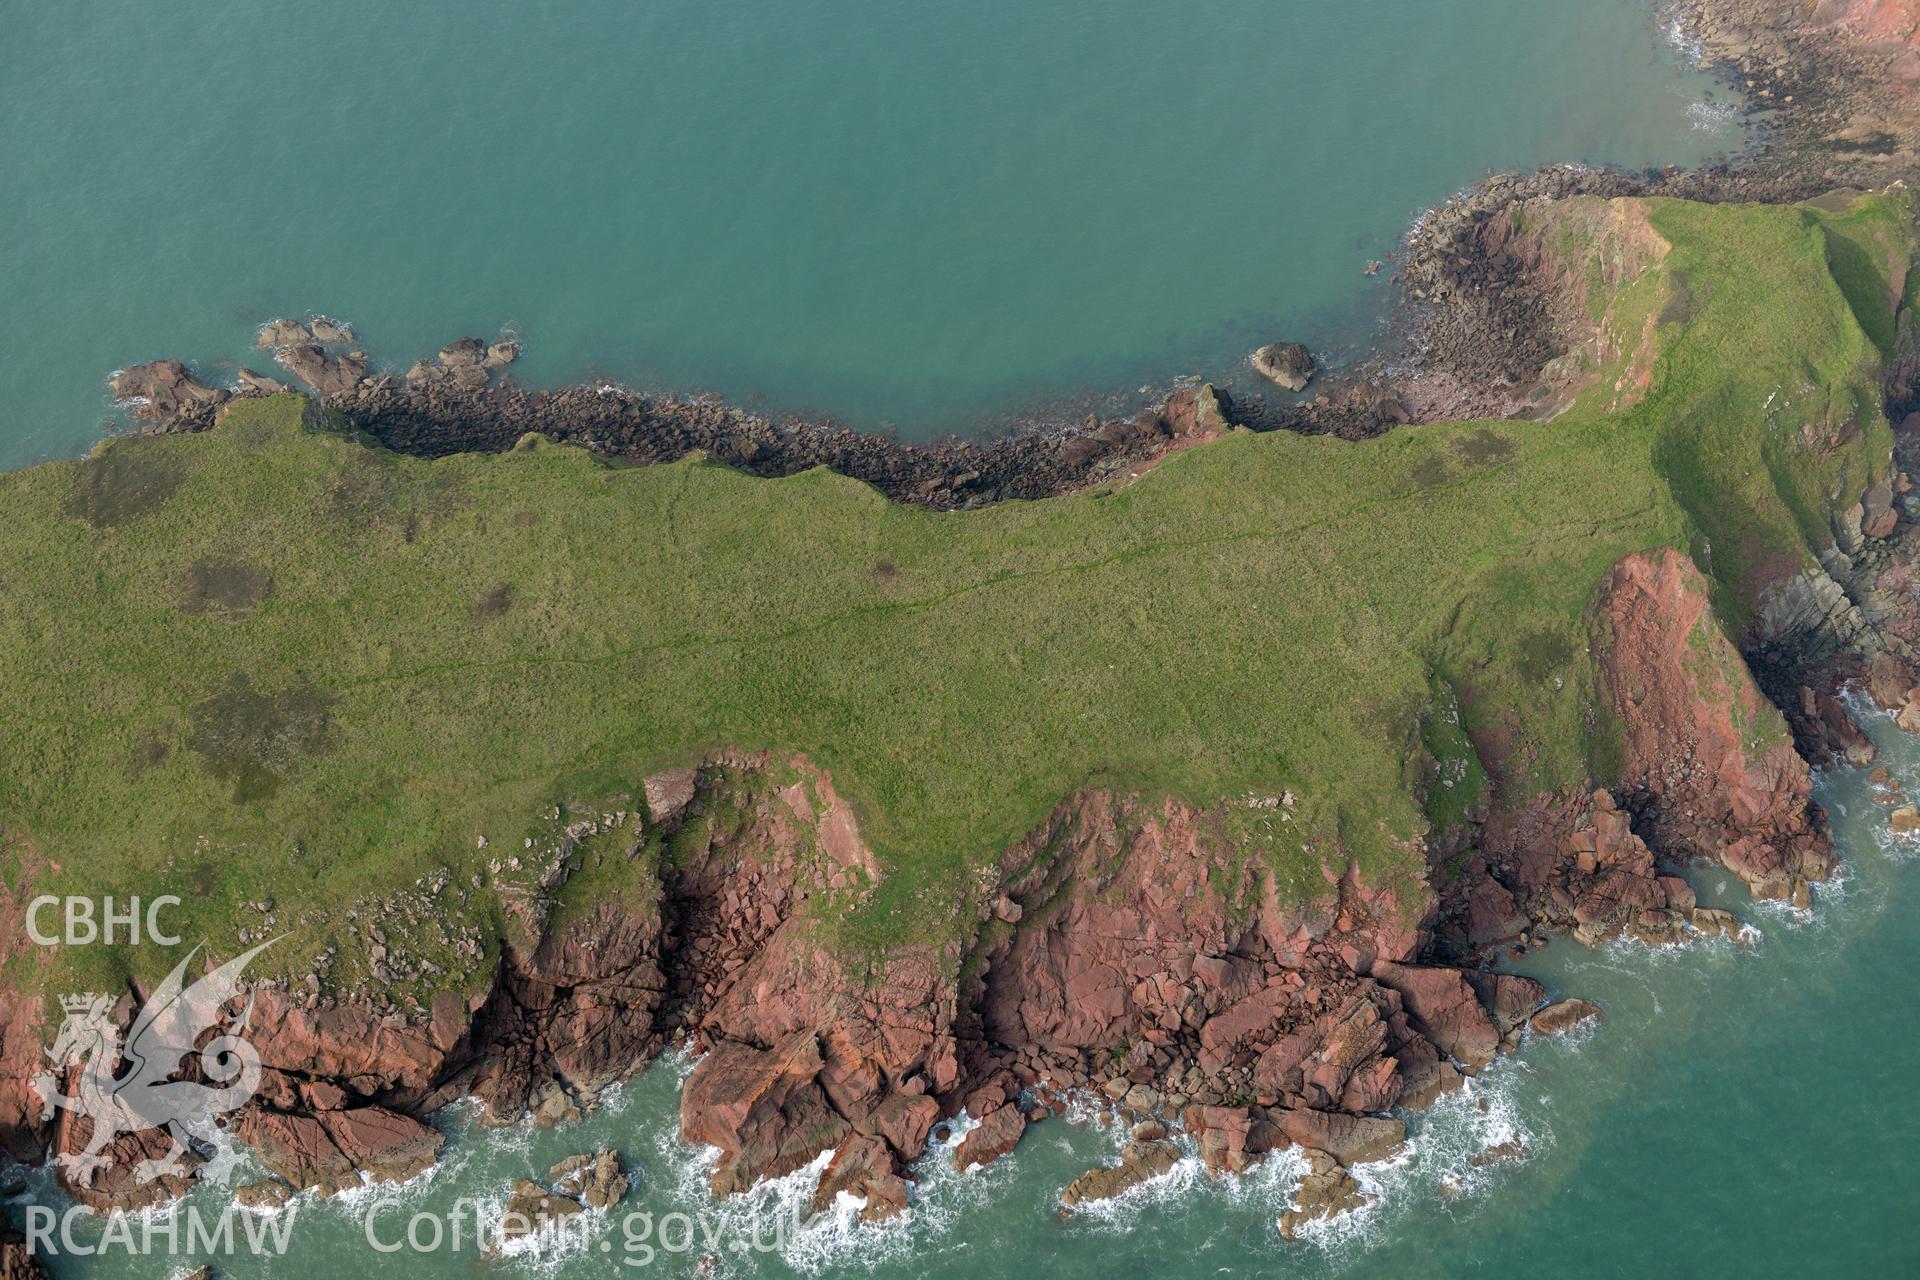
[1595,549,1836,902]
[1436,548,1843,975]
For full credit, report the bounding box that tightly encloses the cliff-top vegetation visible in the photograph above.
[0,191,1909,1002]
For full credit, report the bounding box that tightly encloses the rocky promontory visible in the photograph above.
[10,0,1920,1245]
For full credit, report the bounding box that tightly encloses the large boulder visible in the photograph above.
[550,1149,628,1209]
[236,1105,442,1195]
[439,337,487,368]
[309,317,355,345]
[1868,651,1920,711]
[857,1090,938,1158]
[1793,684,1876,767]
[1279,1147,1371,1240]
[953,1103,1026,1171]
[495,1177,581,1250]
[1060,1138,1180,1209]
[1529,998,1603,1037]
[1273,1108,1404,1166]
[680,1031,853,1196]
[1252,342,1315,391]
[808,1134,909,1222]
[256,318,312,349]
[233,1178,295,1210]
[1369,961,1499,1071]
[1465,878,1529,946]
[274,344,368,398]
[1464,972,1546,1040]
[235,368,289,395]
[1159,382,1232,438]
[1184,1104,1286,1173]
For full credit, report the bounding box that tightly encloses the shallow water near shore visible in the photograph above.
[15,702,1920,1276]
[0,0,1743,464]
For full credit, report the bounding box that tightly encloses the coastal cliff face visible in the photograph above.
[1,542,1850,1213]
[1439,548,1842,972]
[1595,551,1835,903]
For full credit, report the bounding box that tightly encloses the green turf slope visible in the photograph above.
[0,192,1909,1000]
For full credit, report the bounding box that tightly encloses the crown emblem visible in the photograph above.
[59,992,103,1014]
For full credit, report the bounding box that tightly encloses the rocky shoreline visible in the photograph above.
[105,3,1920,478]
[4,525,1875,1241]
[0,558,1851,1226]
[11,0,1920,1261]
[109,325,1240,512]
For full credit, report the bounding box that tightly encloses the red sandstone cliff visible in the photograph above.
[1595,549,1835,903]
[1443,548,1836,965]
[0,550,1861,1221]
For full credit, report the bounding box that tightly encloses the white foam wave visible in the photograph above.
[1688,100,1735,131]
[1296,1067,1548,1255]
[1056,1147,1208,1231]
[1663,6,1708,67]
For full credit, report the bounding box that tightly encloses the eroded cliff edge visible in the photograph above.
[0,564,1845,1221]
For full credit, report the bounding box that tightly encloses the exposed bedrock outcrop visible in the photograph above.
[109,359,229,424]
[342,373,1234,511]
[1251,342,1315,392]
[505,564,1844,1210]
[4,541,1856,1216]
[670,779,1465,1212]
[236,1105,442,1196]
[0,1213,45,1280]
[273,344,368,399]
[1435,548,1844,966]
[1594,549,1836,902]
[28,2,1919,1228]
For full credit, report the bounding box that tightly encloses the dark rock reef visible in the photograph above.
[114,331,1236,510]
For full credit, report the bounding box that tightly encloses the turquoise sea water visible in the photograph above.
[14,698,1920,1278]
[0,0,1742,463]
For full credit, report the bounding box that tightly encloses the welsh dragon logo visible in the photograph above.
[32,940,273,1188]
